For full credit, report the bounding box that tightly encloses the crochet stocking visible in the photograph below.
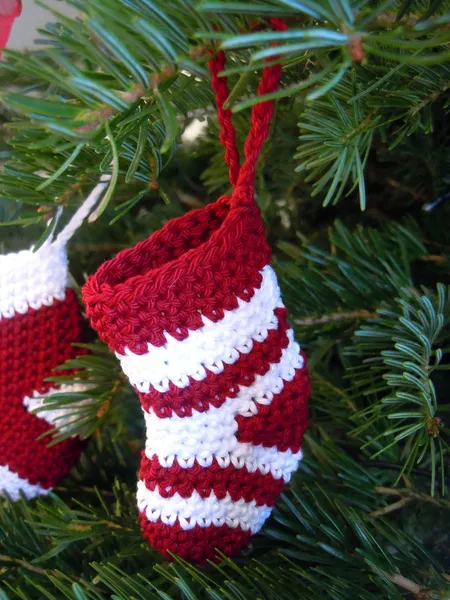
[83,19,310,564]
[0,179,108,500]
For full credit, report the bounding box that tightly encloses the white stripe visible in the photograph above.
[0,178,110,321]
[118,265,283,393]
[148,441,302,483]
[136,483,272,533]
[23,383,93,434]
[0,242,68,320]
[144,332,303,482]
[0,464,50,501]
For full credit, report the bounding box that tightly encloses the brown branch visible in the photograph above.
[294,309,377,326]
[376,13,419,28]
[387,573,423,596]
[410,81,450,118]
[339,110,379,144]
[75,63,177,134]
[382,567,440,598]
[97,520,135,532]
[54,485,115,496]
[0,553,105,593]
[348,35,365,63]
[374,486,450,510]
[420,254,448,264]
[370,497,412,517]
[311,373,358,413]
[422,238,450,251]
[75,84,144,134]
[0,554,47,575]
[386,177,424,201]
[69,520,135,533]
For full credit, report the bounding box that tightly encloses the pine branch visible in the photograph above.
[349,284,450,493]
[294,309,377,326]
[1,2,450,598]
[372,485,450,516]
[0,555,47,576]
[0,0,449,225]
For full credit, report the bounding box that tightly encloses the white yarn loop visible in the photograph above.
[0,175,111,321]
[54,174,111,247]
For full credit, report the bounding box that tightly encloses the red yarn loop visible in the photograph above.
[208,18,287,201]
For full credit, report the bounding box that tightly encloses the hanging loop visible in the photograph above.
[208,18,287,198]
[54,174,111,247]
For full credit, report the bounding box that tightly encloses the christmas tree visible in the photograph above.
[1,0,450,597]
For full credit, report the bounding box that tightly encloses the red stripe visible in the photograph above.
[2,432,84,490]
[140,454,284,506]
[83,197,270,354]
[139,307,289,417]
[236,354,310,453]
[139,513,252,564]
[0,289,85,401]
[0,289,86,488]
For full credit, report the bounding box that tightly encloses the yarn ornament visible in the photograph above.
[0,0,21,51]
[82,18,310,565]
[0,178,108,501]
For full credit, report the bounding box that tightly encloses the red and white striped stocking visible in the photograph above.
[0,179,108,500]
[83,19,310,564]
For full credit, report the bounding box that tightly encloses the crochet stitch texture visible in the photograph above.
[0,243,85,500]
[83,19,311,564]
[0,178,108,501]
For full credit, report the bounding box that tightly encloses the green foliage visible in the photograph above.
[296,78,374,209]
[0,0,449,223]
[1,0,450,598]
[278,219,427,322]
[36,342,130,444]
[351,284,450,492]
